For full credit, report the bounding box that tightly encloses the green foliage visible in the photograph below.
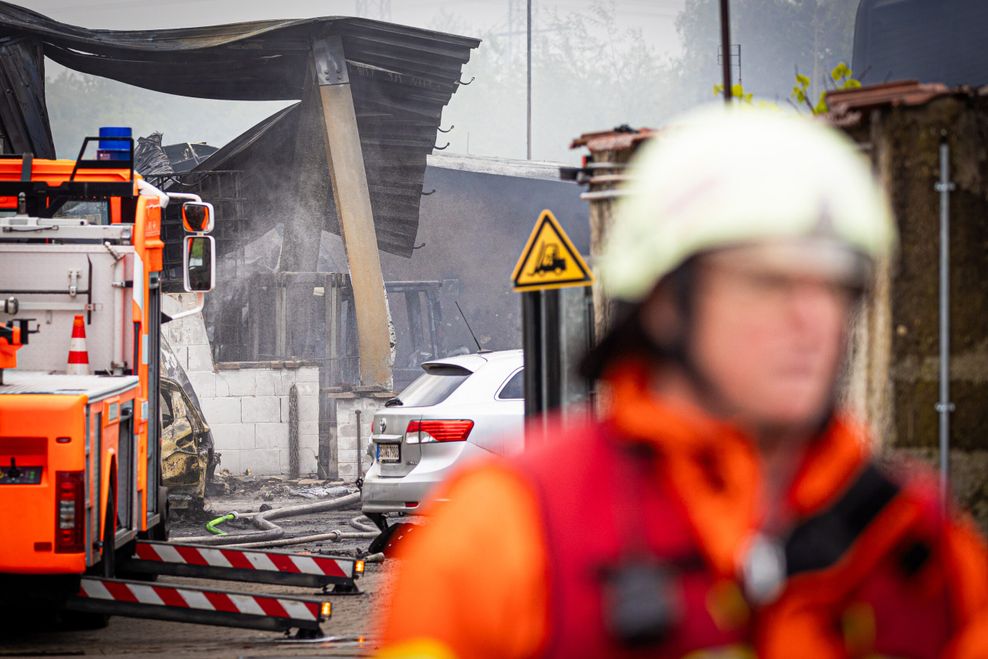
[713,83,754,104]
[831,62,862,90]
[677,0,859,104]
[831,62,851,82]
[789,61,861,115]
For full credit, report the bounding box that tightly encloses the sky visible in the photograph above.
[18,0,683,47]
[14,0,687,162]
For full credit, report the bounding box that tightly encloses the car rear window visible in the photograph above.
[394,365,470,407]
[497,369,524,400]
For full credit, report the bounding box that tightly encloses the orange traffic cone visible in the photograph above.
[67,315,89,375]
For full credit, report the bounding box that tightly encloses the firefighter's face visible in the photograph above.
[685,248,855,431]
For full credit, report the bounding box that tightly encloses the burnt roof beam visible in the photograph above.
[311,32,393,389]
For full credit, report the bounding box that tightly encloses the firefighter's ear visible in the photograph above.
[638,281,682,349]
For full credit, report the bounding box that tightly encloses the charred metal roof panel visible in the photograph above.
[0,3,477,101]
[0,1,479,257]
[0,36,53,157]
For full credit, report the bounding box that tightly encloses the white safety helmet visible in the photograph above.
[598,104,896,303]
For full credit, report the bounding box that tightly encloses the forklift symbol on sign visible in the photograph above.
[529,243,567,276]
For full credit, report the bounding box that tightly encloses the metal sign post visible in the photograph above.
[720,0,733,103]
[513,209,594,445]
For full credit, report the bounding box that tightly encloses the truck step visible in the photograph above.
[64,576,330,636]
[122,541,363,592]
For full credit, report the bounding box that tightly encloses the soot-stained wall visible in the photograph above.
[379,164,588,355]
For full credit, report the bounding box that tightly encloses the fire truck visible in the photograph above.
[0,132,360,635]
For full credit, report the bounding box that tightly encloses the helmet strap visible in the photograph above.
[640,260,738,418]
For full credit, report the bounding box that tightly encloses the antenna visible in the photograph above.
[455,301,483,353]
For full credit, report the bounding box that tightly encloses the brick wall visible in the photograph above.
[162,310,320,477]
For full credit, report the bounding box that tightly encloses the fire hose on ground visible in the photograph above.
[180,491,373,546]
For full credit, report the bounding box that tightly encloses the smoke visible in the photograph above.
[27,0,860,373]
[35,1,859,163]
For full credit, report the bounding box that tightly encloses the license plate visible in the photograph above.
[377,443,400,464]
[0,465,42,484]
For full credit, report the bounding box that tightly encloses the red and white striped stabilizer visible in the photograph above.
[135,541,354,580]
[66,314,89,376]
[77,577,327,623]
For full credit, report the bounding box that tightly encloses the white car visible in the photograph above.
[360,350,524,524]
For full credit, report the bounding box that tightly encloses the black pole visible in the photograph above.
[526,0,533,159]
[720,0,733,103]
[522,291,542,419]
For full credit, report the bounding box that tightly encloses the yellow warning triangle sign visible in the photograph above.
[512,209,594,292]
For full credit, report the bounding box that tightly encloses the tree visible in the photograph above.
[675,0,860,104]
[434,2,681,162]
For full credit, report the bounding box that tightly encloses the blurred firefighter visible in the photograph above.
[376,106,988,658]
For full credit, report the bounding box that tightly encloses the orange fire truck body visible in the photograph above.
[0,153,167,577]
[0,140,351,637]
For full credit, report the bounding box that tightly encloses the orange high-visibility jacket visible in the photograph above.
[377,365,988,658]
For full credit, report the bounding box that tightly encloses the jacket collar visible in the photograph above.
[602,361,870,577]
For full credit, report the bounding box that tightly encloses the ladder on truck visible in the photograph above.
[52,541,365,638]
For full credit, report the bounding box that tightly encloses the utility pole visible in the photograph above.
[719,0,733,104]
[526,0,533,159]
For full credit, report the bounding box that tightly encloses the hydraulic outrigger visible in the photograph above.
[51,540,364,637]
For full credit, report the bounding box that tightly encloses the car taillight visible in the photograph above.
[55,471,85,553]
[405,419,474,443]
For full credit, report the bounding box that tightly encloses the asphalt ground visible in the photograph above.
[0,481,393,658]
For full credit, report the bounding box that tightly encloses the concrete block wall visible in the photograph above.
[332,394,392,482]
[162,308,320,477]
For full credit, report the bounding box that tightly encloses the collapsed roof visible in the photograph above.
[0,2,479,256]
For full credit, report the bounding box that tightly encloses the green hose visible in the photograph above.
[205,512,237,536]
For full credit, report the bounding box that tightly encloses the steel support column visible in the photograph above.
[312,34,393,389]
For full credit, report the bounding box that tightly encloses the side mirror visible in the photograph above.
[183,235,215,292]
[182,201,214,233]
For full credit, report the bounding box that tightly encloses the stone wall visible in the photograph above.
[162,309,320,477]
[834,91,988,531]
